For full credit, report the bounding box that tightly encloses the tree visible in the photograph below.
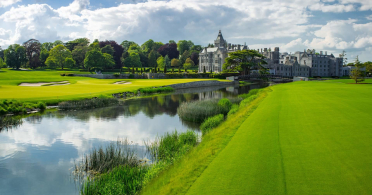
[45,58,57,68]
[139,53,148,67]
[72,45,89,68]
[339,50,347,66]
[53,40,64,47]
[169,40,176,44]
[0,57,6,68]
[157,56,165,69]
[65,57,75,68]
[347,63,355,66]
[180,50,191,65]
[164,55,171,68]
[153,42,164,52]
[42,42,54,51]
[84,50,106,71]
[183,58,195,69]
[190,52,199,66]
[0,46,4,59]
[157,43,179,60]
[101,45,115,56]
[177,40,194,55]
[4,44,27,70]
[124,52,142,68]
[39,49,49,68]
[23,39,41,69]
[364,61,372,75]
[99,40,124,69]
[103,53,115,69]
[141,39,154,55]
[46,44,72,69]
[120,40,136,52]
[171,58,180,67]
[222,49,266,75]
[66,38,90,51]
[190,45,202,53]
[148,50,158,67]
[350,56,365,84]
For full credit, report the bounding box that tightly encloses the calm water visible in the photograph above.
[0,84,260,195]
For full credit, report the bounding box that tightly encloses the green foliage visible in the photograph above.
[0,99,47,115]
[4,44,27,69]
[171,58,180,67]
[139,86,174,94]
[65,57,75,68]
[124,52,142,68]
[164,55,171,68]
[103,53,115,69]
[58,97,119,110]
[223,49,266,75]
[180,50,191,65]
[46,44,72,69]
[113,73,120,78]
[0,57,6,68]
[218,98,232,110]
[183,57,195,69]
[200,114,224,135]
[84,50,115,71]
[227,104,239,117]
[157,56,165,69]
[101,45,115,56]
[39,49,49,68]
[239,94,259,109]
[177,40,194,55]
[238,89,260,99]
[72,45,89,68]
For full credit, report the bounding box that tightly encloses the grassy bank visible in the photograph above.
[186,80,372,194]
[0,69,216,103]
[140,88,270,194]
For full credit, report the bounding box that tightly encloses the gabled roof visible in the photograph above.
[201,47,219,53]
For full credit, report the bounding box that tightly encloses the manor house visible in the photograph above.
[199,31,344,77]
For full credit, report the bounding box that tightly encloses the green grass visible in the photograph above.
[140,88,268,195]
[186,79,372,194]
[0,69,214,103]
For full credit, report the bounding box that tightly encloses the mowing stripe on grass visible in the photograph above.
[187,81,372,195]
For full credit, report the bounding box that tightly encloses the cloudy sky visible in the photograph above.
[0,0,371,61]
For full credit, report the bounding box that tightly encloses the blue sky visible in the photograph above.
[0,0,371,62]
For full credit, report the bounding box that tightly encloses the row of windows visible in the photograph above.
[277,67,309,71]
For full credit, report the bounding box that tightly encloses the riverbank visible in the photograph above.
[140,87,271,194]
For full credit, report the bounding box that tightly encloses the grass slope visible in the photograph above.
[187,80,372,195]
[0,69,212,103]
[140,88,270,195]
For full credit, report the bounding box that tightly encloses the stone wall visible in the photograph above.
[167,80,238,89]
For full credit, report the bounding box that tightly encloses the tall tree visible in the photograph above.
[190,52,199,66]
[153,42,164,52]
[222,49,267,75]
[0,57,5,68]
[124,52,142,68]
[180,50,191,65]
[141,39,154,55]
[157,43,179,60]
[72,45,89,68]
[0,46,4,59]
[350,55,365,84]
[103,53,115,69]
[42,42,54,51]
[177,40,194,55]
[99,40,124,69]
[66,38,90,51]
[39,49,49,68]
[4,44,27,70]
[364,61,372,75]
[190,45,202,53]
[148,50,158,68]
[169,40,176,44]
[164,55,171,68]
[53,40,64,47]
[46,44,72,70]
[23,39,41,69]
[157,56,165,69]
[101,45,115,56]
[84,50,106,71]
[120,40,136,52]
[65,57,75,68]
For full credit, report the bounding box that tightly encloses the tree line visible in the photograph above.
[0,38,203,71]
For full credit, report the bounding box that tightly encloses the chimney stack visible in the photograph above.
[320,51,323,55]
[264,48,268,52]
[237,45,241,50]
[325,51,327,55]
[204,47,207,53]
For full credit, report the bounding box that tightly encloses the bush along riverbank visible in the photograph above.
[0,100,46,115]
[72,88,269,195]
[58,95,120,110]
[0,115,23,132]
[73,131,199,195]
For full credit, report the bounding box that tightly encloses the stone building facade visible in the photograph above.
[199,31,344,77]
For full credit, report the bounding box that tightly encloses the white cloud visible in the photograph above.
[367,15,372,20]
[308,3,356,12]
[0,0,21,8]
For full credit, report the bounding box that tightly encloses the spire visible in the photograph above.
[214,30,226,48]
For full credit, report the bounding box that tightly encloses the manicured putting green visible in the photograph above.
[0,69,212,102]
[187,80,372,194]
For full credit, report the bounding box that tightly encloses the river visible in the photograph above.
[0,84,261,195]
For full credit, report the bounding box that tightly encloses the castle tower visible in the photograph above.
[214,30,226,48]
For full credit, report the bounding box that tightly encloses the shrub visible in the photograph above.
[227,104,239,118]
[239,89,261,99]
[58,97,119,110]
[200,114,224,135]
[113,73,120,78]
[60,73,65,76]
[129,74,134,79]
[36,102,46,110]
[139,86,174,94]
[240,95,258,108]
[218,98,232,111]
[65,73,74,76]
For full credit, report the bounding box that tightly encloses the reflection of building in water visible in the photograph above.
[199,90,224,100]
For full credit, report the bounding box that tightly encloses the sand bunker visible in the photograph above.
[19,81,70,87]
[113,81,132,85]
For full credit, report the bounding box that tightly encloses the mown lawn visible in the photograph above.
[186,80,372,194]
[0,69,213,103]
